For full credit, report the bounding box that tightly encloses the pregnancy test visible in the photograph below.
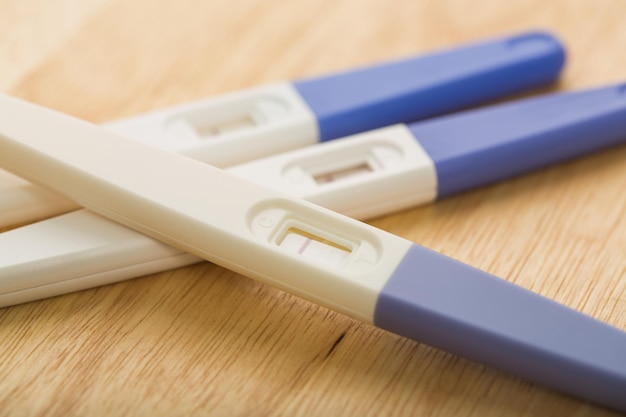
[2,84,626,307]
[0,31,566,227]
[0,95,625,412]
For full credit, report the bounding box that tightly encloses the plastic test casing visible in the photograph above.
[2,84,626,307]
[0,94,624,412]
[0,31,566,227]
[234,83,626,210]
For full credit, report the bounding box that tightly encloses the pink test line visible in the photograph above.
[297,238,312,255]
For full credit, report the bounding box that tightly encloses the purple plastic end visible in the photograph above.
[294,31,564,142]
[374,244,626,412]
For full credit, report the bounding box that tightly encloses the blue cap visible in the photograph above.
[293,31,566,142]
[408,84,626,197]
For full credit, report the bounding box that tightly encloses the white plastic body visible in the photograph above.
[0,124,436,307]
[0,83,318,227]
[0,170,78,227]
[108,82,318,165]
[0,94,411,322]
[0,210,200,306]
[230,124,437,219]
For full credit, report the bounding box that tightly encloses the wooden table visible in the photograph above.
[0,0,624,415]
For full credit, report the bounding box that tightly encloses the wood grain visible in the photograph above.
[0,0,624,416]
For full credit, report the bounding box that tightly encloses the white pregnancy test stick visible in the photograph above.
[3,84,626,307]
[0,31,566,227]
[1,96,625,412]
[0,126,433,306]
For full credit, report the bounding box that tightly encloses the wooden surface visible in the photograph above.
[0,0,625,415]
